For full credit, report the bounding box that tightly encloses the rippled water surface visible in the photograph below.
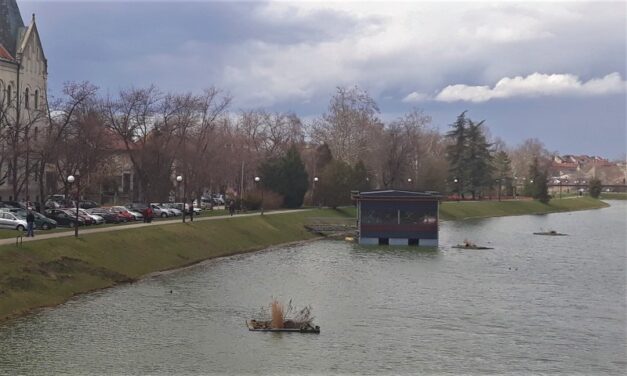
[1,201,625,375]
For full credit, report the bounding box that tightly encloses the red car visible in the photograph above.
[108,206,135,222]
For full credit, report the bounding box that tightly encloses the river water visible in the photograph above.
[0,201,625,375]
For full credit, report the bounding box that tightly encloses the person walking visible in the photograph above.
[144,206,153,223]
[229,200,236,216]
[26,209,35,237]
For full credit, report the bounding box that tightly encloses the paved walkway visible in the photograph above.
[1,209,311,246]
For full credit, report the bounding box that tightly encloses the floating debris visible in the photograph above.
[533,229,568,236]
[247,299,320,334]
[452,239,493,250]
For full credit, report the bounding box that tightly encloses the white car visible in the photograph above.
[0,211,28,231]
[79,209,105,225]
[127,209,144,221]
[150,204,170,218]
[161,203,182,216]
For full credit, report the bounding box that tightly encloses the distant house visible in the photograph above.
[352,190,441,246]
[550,154,626,186]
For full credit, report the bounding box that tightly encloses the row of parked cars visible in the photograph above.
[0,198,209,231]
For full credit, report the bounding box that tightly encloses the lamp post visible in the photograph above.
[407,178,412,190]
[513,177,518,199]
[67,172,80,238]
[557,179,562,199]
[312,176,319,208]
[254,176,264,215]
[176,175,185,223]
[496,178,501,201]
[453,178,460,201]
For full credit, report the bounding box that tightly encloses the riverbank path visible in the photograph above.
[0,209,312,246]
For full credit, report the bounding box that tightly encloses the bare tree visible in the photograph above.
[0,81,49,200]
[311,86,383,166]
[176,87,231,207]
[508,138,551,179]
[37,81,98,202]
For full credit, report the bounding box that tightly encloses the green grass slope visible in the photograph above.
[0,209,351,323]
[439,197,608,221]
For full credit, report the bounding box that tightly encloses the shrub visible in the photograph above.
[589,178,602,198]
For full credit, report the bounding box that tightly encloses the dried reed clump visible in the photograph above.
[270,299,285,329]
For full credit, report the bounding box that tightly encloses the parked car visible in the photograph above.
[110,206,136,221]
[149,204,170,218]
[211,194,225,205]
[186,203,202,215]
[126,209,144,221]
[79,200,100,209]
[127,202,149,212]
[161,203,182,216]
[79,209,104,225]
[44,209,86,227]
[199,197,213,210]
[0,208,58,230]
[0,201,24,209]
[88,207,124,224]
[33,212,58,230]
[0,211,27,231]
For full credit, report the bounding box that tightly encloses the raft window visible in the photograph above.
[408,238,420,246]
[378,238,389,245]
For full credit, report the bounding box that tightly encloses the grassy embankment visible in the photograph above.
[0,198,609,323]
[600,192,627,200]
[0,208,352,323]
[439,196,608,220]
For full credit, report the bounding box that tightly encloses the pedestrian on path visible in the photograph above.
[229,200,236,216]
[26,209,35,237]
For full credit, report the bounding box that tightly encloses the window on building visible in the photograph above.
[24,88,29,108]
[7,85,11,104]
[34,90,38,109]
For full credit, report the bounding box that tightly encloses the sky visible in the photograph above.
[21,0,627,158]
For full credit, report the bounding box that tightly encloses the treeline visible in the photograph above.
[4,82,555,206]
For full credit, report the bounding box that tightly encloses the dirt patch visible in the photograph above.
[3,276,33,290]
[38,257,129,282]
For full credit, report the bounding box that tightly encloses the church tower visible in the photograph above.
[0,0,48,203]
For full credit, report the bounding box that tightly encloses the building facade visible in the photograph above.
[353,190,441,247]
[0,0,48,202]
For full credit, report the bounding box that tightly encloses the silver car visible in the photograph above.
[0,211,28,231]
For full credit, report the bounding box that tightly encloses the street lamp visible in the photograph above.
[254,176,264,215]
[453,178,460,201]
[176,175,185,223]
[313,177,319,208]
[496,178,501,201]
[67,172,80,238]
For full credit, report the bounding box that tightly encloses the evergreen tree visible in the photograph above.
[318,160,355,208]
[493,150,513,197]
[525,156,550,203]
[446,111,468,196]
[260,145,309,208]
[465,119,493,199]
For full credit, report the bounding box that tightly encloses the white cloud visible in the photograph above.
[211,1,625,108]
[434,72,627,102]
[402,91,430,103]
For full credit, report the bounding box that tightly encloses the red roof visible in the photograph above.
[0,44,15,62]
